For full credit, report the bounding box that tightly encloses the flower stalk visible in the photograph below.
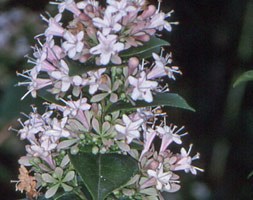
[11,0,203,199]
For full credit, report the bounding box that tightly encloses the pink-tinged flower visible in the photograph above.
[138,5,156,20]
[17,112,50,142]
[49,60,71,92]
[62,31,84,59]
[90,32,124,65]
[17,72,52,100]
[15,107,52,140]
[31,39,65,73]
[60,97,91,117]
[50,99,92,132]
[106,0,137,19]
[30,42,55,73]
[147,164,181,192]
[43,39,65,62]
[156,124,186,152]
[149,12,172,32]
[93,12,122,35]
[115,114,144,143]
[141,128,157,158]
[45,117,70,139]
[87,68,106,94]
[43,14,65,37]
[53,0,81,16]
[25,137,56,168]
[147,53,182,80]
[128,71,158,103]
[77,0,99,10]
[173,144,204,175]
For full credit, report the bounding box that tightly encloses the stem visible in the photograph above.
[73,188,88,200]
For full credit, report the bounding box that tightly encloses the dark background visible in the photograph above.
[0,0,253,199]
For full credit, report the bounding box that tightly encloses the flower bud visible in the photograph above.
[70,146,79,155]
[79,134,85,139]
[100,147,107,154]
[148,160,159,170]
[92,146,99,155]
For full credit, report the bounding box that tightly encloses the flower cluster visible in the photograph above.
[13,0,202,199]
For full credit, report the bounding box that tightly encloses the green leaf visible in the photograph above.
[54,192,81,200]
[106,93,195,114]
[120,36,169,59]
[69,152,139,200]
[233,70,253,87]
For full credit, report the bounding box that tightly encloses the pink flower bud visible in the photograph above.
[128,57,139,75]
[135,34,150,42]
[139,5,156,20]
[148,160,159,170]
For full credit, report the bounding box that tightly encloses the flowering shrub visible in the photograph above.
[11,0,203,199]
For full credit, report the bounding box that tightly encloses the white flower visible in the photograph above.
[93,12,122,35]
[56,0,81,15]
[106,0,136,19]
[49,60,71,92]
[43,14,65,37]
[60,97,91,117]
[45,117,70,138]
[17,71,52,100]
[115,114,143,143]
[90,32,124,65]
[62,31,84,59]
[77,0,99,9]
[128,71,158,103]
[173,144,204,175]
[87,68,106,94]
[30,41,56,73]
[147,164,180,193]
[141,128,157,158]
[148,53,182,80]
[156,124,185,152]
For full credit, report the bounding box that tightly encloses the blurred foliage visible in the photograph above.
[234,70,253,87]
[0,0,253,199]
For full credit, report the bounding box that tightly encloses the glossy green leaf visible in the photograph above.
[233,70,253,87]
[69,152,139,200]
[120,36,169,59]
[106,93,195,114]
